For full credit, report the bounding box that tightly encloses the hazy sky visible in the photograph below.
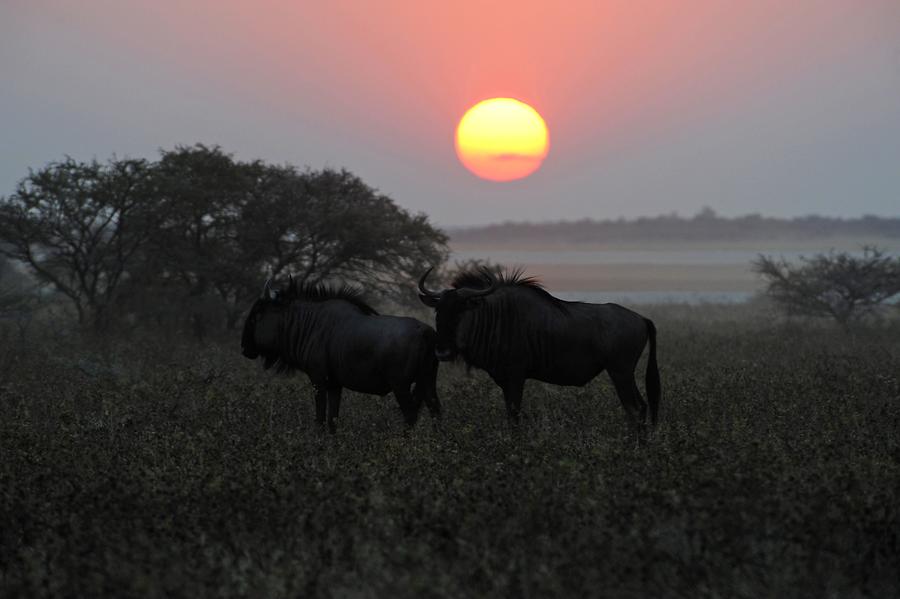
[2,1,899,226]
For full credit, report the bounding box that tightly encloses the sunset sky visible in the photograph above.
[2,1,899,226]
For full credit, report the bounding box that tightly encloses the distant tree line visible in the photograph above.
[0,145,447,336]
[450,207,900,244]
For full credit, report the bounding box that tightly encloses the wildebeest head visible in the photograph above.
[418,267,498,361]
[241,277,287,369]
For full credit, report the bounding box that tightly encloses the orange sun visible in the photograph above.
[455,98,549,182]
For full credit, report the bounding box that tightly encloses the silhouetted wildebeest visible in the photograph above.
[418,267,660,433]
[242,277,440,432]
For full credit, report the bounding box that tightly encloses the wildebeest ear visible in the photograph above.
[418,293,440,308]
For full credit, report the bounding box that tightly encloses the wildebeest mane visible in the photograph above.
[448,267,569,370]
[451,266,568,311]
[282,279,378,315]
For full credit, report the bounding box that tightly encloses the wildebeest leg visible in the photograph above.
[314,386,327,428]
[415,383,441,419]
[326,387,342,434]
[416,357,442,419]
[502,377,525,424]
[424,389,441,419]
[608,369,648,439]
[394,386,419,427]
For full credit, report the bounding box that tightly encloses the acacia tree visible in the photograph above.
[753,246,900,326]
[1,146,449,336]
[0,157,155,329]
[239,166,447,307]
[143,144,255,338]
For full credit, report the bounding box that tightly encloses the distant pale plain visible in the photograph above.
[450,243,900,304]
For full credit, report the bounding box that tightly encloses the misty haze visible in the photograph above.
[1,2,899,598]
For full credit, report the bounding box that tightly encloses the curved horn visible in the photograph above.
[417,267,441,299]
[456,270,499,300]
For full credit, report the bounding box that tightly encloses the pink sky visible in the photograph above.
[2,0,899,224]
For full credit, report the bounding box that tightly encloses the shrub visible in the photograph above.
[753,246,900,326]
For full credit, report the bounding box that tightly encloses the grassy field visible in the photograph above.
[1,307,899,597]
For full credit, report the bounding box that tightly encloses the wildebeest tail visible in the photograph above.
[644,318,661,425]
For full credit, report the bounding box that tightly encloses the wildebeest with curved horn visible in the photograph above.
[418,267,660,433]
[242,276,441,432]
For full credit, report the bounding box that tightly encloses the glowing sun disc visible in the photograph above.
[455,98,549,182]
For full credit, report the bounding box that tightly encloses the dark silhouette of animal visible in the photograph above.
[242,277,440,432]
[418,267,660,434]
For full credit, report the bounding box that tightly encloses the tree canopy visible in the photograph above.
[0,145,447,334]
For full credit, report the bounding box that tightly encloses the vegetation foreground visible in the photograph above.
[1,308,899,597]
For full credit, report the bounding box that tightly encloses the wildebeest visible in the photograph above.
[418,267,660,433]
[242,277,441,432]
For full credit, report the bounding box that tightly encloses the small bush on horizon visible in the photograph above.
[753,246,900,326]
